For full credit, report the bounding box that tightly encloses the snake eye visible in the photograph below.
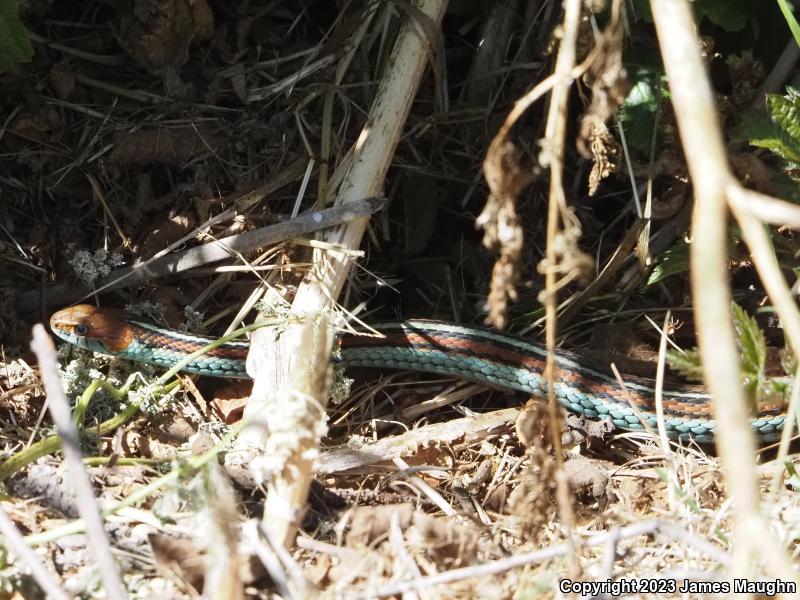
[74,324,88,336]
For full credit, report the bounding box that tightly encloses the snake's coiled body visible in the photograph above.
[49,305,788,443]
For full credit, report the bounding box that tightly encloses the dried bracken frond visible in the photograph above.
[479,140,533,329]
[726,51,766,108]
[537,205,593,301]
[586,120,619,195]
[578,0,627,193]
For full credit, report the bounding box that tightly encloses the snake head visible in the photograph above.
[50,305,133,354]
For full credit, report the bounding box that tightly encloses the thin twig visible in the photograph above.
[393,456,457,516]
[30,324,127,600]
[541,0,583,574]
[87,157,309,299]
[244,522,299,599]
[609,364,661,442]
[18,196,385,310]
[86,173,132,248]
[729,186,800,229]
[245,51,344,102]
[0,507,71,600]
[654,311,675,460]
[349,519,730,599]
[751,39,800,109]
[27,31,126,65]
[115,195,376,282]
[314,408,517,474]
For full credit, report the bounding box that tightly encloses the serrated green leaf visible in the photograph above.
[733,98,800,163]
[668,305,789,409]
[0,0,33,73]
[648,239,690,285]
[767,92,800,145]
[666,348,704,381]
[750,137,800,163]
[732,302,766,377]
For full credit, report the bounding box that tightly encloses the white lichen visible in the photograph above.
[69,249,125,286]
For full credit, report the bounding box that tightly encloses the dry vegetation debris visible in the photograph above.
[1,0,800,597]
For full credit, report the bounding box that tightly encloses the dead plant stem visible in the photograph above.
[541,0,583,578]
[231,0,449,551]
[651,0,797,588]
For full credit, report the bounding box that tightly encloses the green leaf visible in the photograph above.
[784,460,800,490]
[749,135,800,164]
[731,109,781,143]
[776,0,800,48]
[732,302,766,377]
[618,63,667,156]
[668,304,789,408]
[666,348,704,381]
[756,378,790,406]
[767,91,800,146]
[648,239,690,285]
[628,0,653,23]
[0,0,33,73]
[695,0,755,32]
[768,171,800,203]
[733,93,800,163]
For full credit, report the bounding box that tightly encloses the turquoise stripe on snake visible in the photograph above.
[49,305,788,443]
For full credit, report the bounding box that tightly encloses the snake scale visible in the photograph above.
[49,305,788,443]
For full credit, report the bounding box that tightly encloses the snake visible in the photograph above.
[49,304,788,443]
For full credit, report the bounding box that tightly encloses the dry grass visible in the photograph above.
[1,0,800,598]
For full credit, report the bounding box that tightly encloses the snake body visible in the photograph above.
[49,305,788,443]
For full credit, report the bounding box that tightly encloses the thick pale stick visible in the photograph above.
[651,0,796,586]
[230,0,449,550]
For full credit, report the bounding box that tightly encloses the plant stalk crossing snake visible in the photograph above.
[49,305,788,442]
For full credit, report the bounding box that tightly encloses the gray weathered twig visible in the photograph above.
[350,520,730,599]
[19,196,385,310]
[0,507,71,600]
[30,324,127,600]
